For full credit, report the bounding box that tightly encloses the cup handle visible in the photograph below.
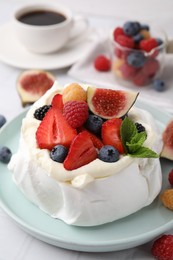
[69,15,89,40]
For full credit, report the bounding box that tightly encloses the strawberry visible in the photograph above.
[87,131,104,150]
[151,234,173,260]
[63,131,98,170]
[78,127,104,150]
[101,118,124,154]
[94,55,111,72]
[63,100,89,128]
[139,38,158,52]
[36,107,77,150]
[132,71,149,86]
[168,169,173,186]
[120,62,138,79]
[142,58,160,77]
[51,93,64,111]
[113,27,124,41]
[115,34,134,48]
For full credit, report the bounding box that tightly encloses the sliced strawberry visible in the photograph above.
[101,118,124,154]
[78,127,104,150]
[36,107,77,150]
[51,93,64,111]
[63,131,98,170]
[116,34,134,48]
[139,38,158,52]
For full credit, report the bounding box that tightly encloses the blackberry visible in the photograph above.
[121,113,128,120]
[135,122,146,133]
[34,105,51,120]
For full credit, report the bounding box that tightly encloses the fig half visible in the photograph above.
[17,70,55,107]
[161,120,173,160]
[87,86,139,119]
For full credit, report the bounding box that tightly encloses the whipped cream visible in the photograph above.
[8,82,163,226]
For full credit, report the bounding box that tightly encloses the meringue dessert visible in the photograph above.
[8,82,163,226]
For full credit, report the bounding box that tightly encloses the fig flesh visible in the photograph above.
[87,87,139,119]
[17,70,55,107]
[161,120,173,160]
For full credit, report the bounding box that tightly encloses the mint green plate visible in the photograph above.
[0,101,173,252]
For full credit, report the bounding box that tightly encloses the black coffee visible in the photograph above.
[18,10,66,26]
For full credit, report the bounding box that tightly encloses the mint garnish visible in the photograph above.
[120,117,159,158]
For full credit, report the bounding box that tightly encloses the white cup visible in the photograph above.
[12,3,88,54]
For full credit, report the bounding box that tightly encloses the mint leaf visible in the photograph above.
[120,117,137,152]
[126,131,147,153]
[130,131,147,145]
[128,146,159,158]
[120,116,159,158]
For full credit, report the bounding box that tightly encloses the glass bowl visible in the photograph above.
[110,21,167,87]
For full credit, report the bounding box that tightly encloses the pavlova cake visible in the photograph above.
[8,82,163,226]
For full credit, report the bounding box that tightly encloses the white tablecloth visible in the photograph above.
[0,1,173,259]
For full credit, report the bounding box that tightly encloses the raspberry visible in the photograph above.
[115,34,134,48]
[168,169,173,186]
[151,234,173,260]
[139,38,158,52]
[62,83,87,104]
[94,55,111,71]
[161,189,173,210]
[63,101,89,128]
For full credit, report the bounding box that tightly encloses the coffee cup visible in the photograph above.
[12,3,88,54]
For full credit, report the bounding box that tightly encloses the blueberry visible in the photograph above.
[153,79,166,92]
[133,33,144,44]
[50,145,68,163]
[85,114,103,135]
[0,115,6,128]
[123,21,140,36]
[127,52,146,68]
[0,146,12,164]
[140,24,150,31]
[98,145,120,163]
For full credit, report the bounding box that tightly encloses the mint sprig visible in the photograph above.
[120,117,159,158]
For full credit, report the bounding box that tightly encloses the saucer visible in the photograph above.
[0,23,97,70]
